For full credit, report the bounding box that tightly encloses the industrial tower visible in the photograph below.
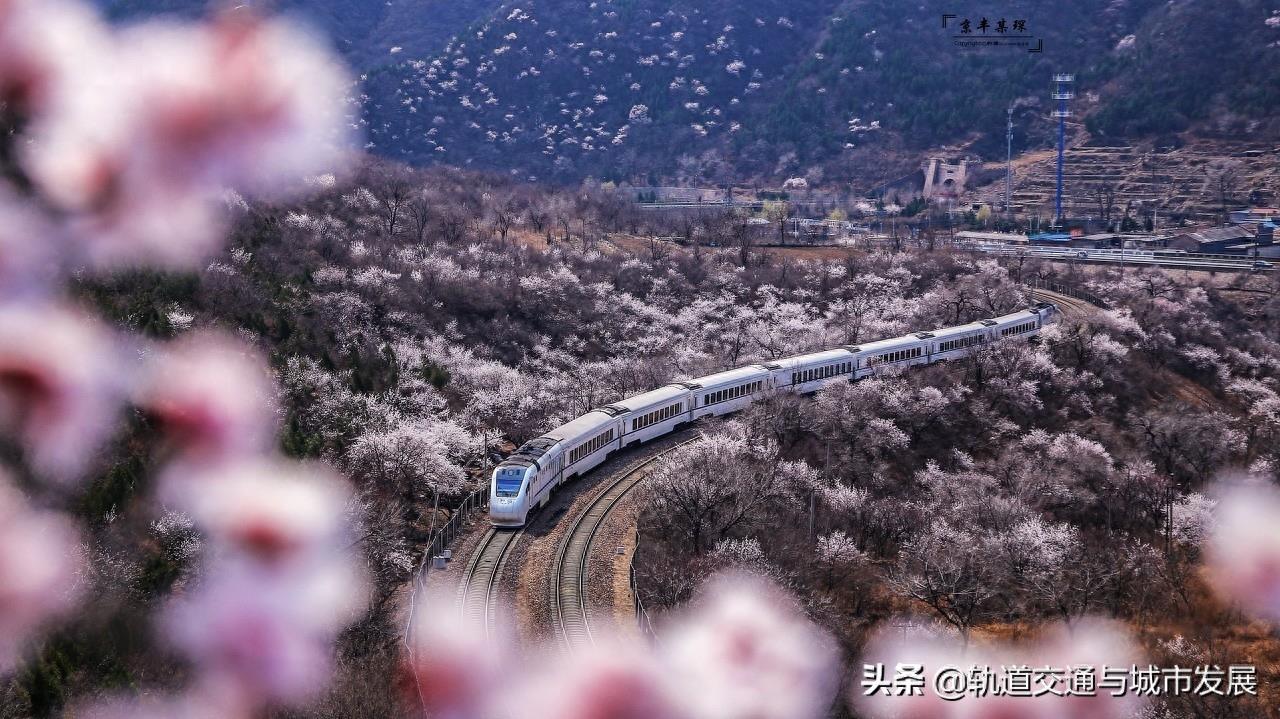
[1051,73,1074,227]
[1005,106,1014,217]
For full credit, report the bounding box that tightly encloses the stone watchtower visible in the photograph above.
[922,157,969,200]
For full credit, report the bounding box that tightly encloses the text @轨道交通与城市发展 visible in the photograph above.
[862,663,1258,700]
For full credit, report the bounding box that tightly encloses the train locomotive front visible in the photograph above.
[489,462,534,526]
[489,435,561,527]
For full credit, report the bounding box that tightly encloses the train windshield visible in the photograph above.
[495,469,524,497]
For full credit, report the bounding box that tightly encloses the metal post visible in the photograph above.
[427,488,440,544]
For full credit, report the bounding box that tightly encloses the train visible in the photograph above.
[489,301,1061,527]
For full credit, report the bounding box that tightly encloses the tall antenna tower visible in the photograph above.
[1005,106,1014,217]
[1051,73,1074,227]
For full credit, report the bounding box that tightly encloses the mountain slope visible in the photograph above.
[98,0,503,70]
[359,0,844,182]
[96,0,1280,186]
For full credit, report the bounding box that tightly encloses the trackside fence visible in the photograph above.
[629,527,658,640]
[403,486,489,678]
[425,487,488,564]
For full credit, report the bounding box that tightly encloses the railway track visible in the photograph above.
[1030,287,1097,317]
[456,526,522,638]
[550,439,694,653]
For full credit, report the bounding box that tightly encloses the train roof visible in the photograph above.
[849,333,927,355]
[761,348,855,371]
[544,409,616,445]
[990,307,1042,325]
[601,384,689,414]
[923,321,991,341]
[499,435,559,469]
[681,364,771,390]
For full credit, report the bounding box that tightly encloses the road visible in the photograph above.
[970,243,1274,273]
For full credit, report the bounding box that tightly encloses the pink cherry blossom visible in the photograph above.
[20,8,353,271]
[1204,478,1280,622]
[171,458,352,567]
[406,587,512,719]
[162,567,334,706]
[0,0,110,114]
[852,622,979,719]
[136,332,279,469]
[162,552,367,707]
[1035,618,1145,719]
[75,684,251,719]
[0,475,83,673]
[505,634,692,719]
[34,11,354,200]
[0,302,125,482]
[110,12,352,197]
[0,190,63,299]
[662,572,839,719]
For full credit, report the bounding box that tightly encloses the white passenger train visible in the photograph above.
[489,302,1060,526]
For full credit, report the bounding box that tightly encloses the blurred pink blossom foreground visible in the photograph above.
[0,474,83,674]
[0,0,364,715]
[1204,476,1280,623]
[408,572,839,719]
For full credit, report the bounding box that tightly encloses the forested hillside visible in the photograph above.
[96,0,502,69]
[358,0,1280,184]
[100,0,1280,186]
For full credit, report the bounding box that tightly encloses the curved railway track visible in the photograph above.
[1029,287,1097,317]
[456,527,522,637]
[551,439,694,653]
